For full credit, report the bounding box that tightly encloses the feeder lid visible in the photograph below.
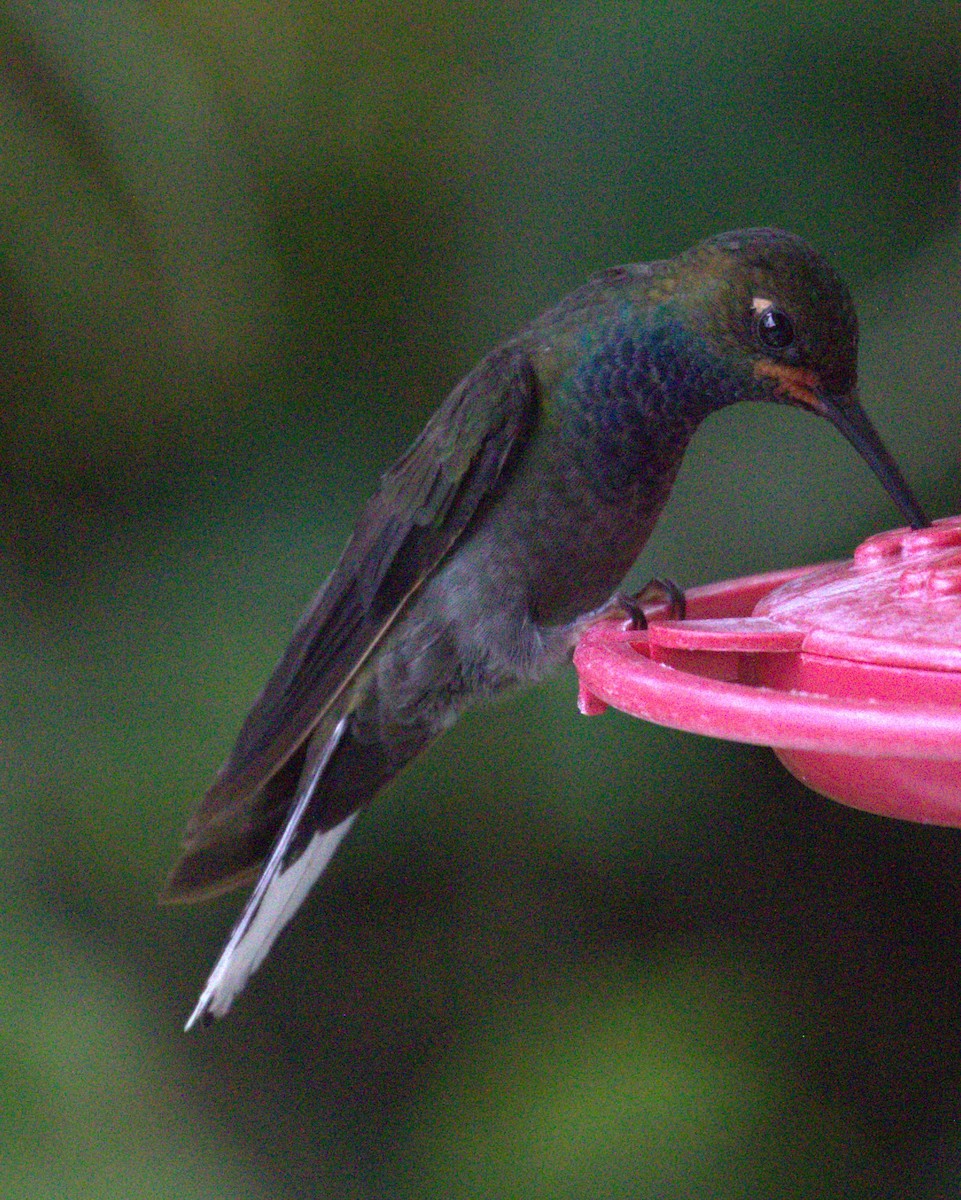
[752,518,961,672]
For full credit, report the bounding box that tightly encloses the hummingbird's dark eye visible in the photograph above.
[756,306,795,350]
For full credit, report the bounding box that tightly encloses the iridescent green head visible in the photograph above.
[669,227,926,529]
[683,227,858,396]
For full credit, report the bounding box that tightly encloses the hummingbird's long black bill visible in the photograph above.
[814,392,929,530]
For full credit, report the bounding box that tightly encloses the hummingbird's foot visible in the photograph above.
[602,592,649,629]
[580,577,686,633]
[631,576,686,624]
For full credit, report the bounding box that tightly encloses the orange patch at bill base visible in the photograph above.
[753,359,824,412]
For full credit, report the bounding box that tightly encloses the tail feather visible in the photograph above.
[184,716,351,1029]
[179,700,436,1027]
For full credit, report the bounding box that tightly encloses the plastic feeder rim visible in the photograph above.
[573,516,961,826]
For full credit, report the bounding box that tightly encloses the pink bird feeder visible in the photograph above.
[574,516,961,825]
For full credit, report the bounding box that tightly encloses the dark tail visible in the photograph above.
[170,710,434,1026]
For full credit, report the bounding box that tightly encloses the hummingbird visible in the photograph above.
[164,227,927,1028]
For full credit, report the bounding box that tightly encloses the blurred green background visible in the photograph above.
[2,1,960,1196]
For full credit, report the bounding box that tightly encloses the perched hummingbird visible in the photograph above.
[164,227,927,1028]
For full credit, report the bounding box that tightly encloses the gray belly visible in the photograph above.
[357,425,676,740]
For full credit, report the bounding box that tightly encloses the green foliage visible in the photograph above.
[404,959,876,1200]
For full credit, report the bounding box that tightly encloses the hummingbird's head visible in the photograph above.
[688,226,858,402]
[675,227,927,529]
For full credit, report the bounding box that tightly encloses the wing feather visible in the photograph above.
[169,346,539,868]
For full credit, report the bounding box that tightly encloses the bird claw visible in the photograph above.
[633,577,686,623]
[589,577,686,631]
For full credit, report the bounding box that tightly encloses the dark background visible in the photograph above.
[2,2,961,1197]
